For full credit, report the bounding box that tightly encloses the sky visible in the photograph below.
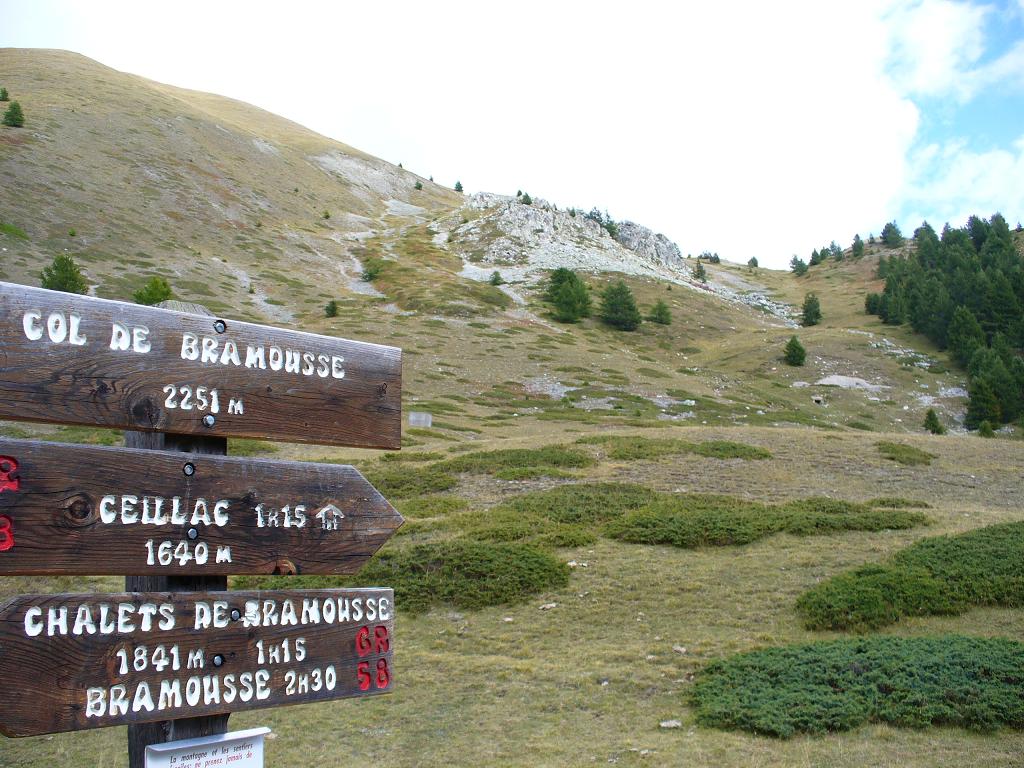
[2,0,1023,268]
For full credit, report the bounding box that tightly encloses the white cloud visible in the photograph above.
[901,135,1024,228]
[883,0,990,100]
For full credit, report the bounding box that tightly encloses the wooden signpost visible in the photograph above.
[0,282,402,449]
[0,588,394,737]
[0,438,402,575]
[0,283,405,764]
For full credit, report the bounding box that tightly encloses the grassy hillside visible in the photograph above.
[2,50,1023,768]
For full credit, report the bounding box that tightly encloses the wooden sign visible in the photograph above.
[0,588,394,737]
[0,282,401,448]
[0,438,403,575]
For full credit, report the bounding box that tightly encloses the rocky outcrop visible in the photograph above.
[615,221,683,268]
[438,193,689,281]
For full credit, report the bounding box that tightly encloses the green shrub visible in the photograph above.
[801,293,821,326]
[598,280,642,331]
[361,258,385,281]
[0,221,28,240]
[606,495,925,549]
[923,408,945,434]
[40,253,88,294]
[784,336,806,366]
[2,100,24,127]
[437,445,595,475]
[647,299,671,325]
[356,541,569,613]
[500,482,659,525]
[692,635,1024,737]
[876,441,936,466]
[692,441,772,460]
[0,88,8,101]
[324,299,339,317]
[362,466,458,498]
[133,276,173,305]
[414,181,423,190]
[489,270,504,286]
[978,420,995,437]
[796,521,1024,630]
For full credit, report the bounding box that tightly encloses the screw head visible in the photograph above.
[202,414,216,428]
[187,527,199,541]
[213,319,227,334]
[230,609,241,621]
[183,462,196,477]
[213,654,224,667]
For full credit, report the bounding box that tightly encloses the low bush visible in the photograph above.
[362,466,458,499]
[692,441,772,460]
[437,445,594,475]
[797,521,1024,631]
[356,541,569,613]
[692,635,1024,737]
[876,441,936,466]
[606,496,926,549]
[449,482,656,548]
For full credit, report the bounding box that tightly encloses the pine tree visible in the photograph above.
[852,234,864,259]
[324,300,339,317]
[784,336,806,366]
[747,257,758,269]
[693,262,707,282]
[489,270,504,286]
[2,101,24,128]
[133,276,172,306]
[0,88,8,101]
[545,269,590,323]
[923,408,945,435]
[454,180,463,193]
[521,192,532,205]
[946,306,985,367]
[790,256,808,276]
[647,299,671,325]
[801,293,822,326]
[599,281,642,331]
[881,221,904,247]
[40,254,87,294]
[414,181,422,190]
[965,379,1001,429]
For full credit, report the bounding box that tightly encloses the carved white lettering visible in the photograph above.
[22,311,43,340]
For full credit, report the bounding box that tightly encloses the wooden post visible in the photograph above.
[126,301,227,768]
[125,430,229,767]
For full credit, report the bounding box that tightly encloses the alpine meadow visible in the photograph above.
[2,47,1024,768]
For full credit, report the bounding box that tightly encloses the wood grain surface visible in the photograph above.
[0,438,403,575]
[0,588,395,737]
[0,282,402,448]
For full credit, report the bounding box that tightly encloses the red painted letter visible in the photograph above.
[0,457,19,494]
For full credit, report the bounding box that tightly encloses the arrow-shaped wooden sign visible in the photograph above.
[0,588,395,737]
[0,282,402,449]
[0,438,403,575]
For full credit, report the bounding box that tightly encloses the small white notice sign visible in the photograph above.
[145,727,270,768]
